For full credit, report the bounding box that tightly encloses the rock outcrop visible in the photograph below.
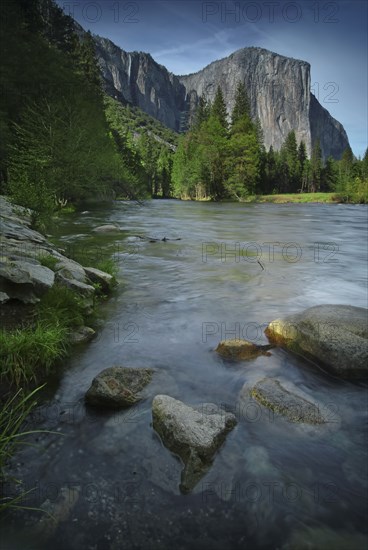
[85,367,154,408]
[152,395,237,493]
[94,36,187,131]
[93,36,350,159]
[265,305,368,378]
[0,196,114,305]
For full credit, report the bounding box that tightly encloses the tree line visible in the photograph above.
[171,83,368,202]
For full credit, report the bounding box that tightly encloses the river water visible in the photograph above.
[1,200,367,549]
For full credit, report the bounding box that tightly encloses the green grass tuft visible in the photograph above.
[95,258,119,278]
[0,322,68,386]
[37,284,87,328]
[37,253,59,271]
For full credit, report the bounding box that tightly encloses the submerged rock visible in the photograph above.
[35,486,80,540]
[152,395,237,493]
[283,526,368,550]
[248,378,328,424]
[265,304,368,378]
[85,366,154,408]
[93,224,120,233]
[216,339,273,360]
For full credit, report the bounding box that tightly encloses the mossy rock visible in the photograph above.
[216,339,273,360]
[250,378,328,424]
[85,366,154,408]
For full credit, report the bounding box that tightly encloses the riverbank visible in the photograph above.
[0,196,118,391]
[0,196,118,509]
[250,192,338,203]
[169,192,367,204]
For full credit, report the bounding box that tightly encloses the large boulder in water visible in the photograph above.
[85,366,154,408]
[265,305,368,378]
[152,395,237,493]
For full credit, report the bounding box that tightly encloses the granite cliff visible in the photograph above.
[94,37,350,159]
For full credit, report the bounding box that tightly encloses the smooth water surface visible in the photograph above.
[2,201,367,549]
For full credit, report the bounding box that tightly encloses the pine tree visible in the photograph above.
[73,31,102,90]
[157,147,172,198]
[321,156,337,191]
[192,96,210,130]
[282,130,299,192]
[211,86,228,131]
[226,127,260,198]
[310,139,322,192]
[298,141,307,191]
[263,146,278,194]
[361,147,368,179]
[231,82,251,127]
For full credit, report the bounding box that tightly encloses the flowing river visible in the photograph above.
[2,200,367,549]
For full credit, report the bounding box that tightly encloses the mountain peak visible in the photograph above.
[93,36,349,158]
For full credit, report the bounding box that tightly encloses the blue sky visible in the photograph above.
[57,0,367,157]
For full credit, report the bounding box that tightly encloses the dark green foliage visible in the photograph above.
[104,96,177,198]
[37,285,87,329]
[211,86,228,131]
[0,322,68,386]
[192,96,210,130]
[231,82,251,127]
[172,83,262,200]
[1,0,168,217]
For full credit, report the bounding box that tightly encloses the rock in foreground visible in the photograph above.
[152,395,237,493]
[265,305,368,378]
[85,367,154,408]
[216,339,273,360]
[248,378,328,424]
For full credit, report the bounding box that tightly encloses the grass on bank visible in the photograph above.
[0,284,91,387]
[249,192,337,204]
[0,322,68,387]
[37,253,59,271]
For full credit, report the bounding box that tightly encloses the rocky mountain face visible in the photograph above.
[94,36,187,131]
[94,37,350,159]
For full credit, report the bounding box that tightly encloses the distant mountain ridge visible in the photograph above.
[92,35,349,159]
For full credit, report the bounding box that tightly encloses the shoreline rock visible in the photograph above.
[0,196,115,305]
